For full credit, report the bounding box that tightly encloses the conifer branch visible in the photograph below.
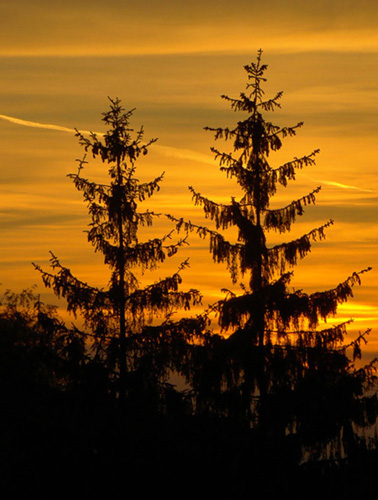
[267,220,333,273]
[189,186,254,230]
[136,172,165,201]
[124,261,202,324]
[210,147,242,169]
[272,149,320,186]
[266,121,304,140]
[68,171,111,203]
[258,91,284,112]
[267,268,372,330]
[33,253,111,318]
[263,186,322,233]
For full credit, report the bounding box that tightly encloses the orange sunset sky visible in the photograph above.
[1,1,378,358]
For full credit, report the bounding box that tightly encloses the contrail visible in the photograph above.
[304,175,374,193]
[0,114,101,136]
[153,144,215,165]
[0,114,374,190]
[0,113,215,165]
[321,180,374,192]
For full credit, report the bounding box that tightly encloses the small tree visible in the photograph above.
[171,51,377,461]
[34,98,203,410]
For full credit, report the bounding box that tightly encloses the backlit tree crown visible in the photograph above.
[34,98,203,404]
[172,50,368,345]
[169,52,376,461]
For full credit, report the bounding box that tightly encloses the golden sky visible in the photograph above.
[1,0,378,357]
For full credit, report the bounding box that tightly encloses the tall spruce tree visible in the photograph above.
[171,51,377,461]
[34,98,203,409]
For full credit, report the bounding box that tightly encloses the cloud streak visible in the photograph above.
[0,114,76,134]
[0,114,215,165]
[153,144,215,166]
[304,175,375,193]
[0,114,101,137]
[1,0,378,59]
[320,180,374,192]
[0,113,374,192]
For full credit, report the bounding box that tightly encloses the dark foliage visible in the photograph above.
[2,56,377,498]
[33,98,205,410]
[0,287,87,393]
[171,50,378,463]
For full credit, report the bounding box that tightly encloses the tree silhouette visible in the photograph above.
[33,98,203,410]
[170,50,377,462]
[0,286,85,394]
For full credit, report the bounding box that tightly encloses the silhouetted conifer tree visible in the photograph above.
[34,98,203,410]
[170,51,377,462]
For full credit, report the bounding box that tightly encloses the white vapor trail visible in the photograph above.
[153,144,215,165]
[304,175,374,193]
[0,114,101,136]
[320,180,374,192]
[0,113,374,191]
[0,113,214,165]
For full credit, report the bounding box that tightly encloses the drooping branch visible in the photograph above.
[271,149,320,187]
[266,121,304,140]
[33,253,112,319]
[263,186,322,233]
[266,220,333,274]
[136,172,165,202]
[167,214,245,283]
[294,320,354,349]
[210,147,242,169]
[123,261,203,329]
[189,186,254,230]
[342,328,372,362]
[266,268,372,331]
[68,170,111,205]
[87,224,189,272]
[258,92,284,112]
[221,90,284,115]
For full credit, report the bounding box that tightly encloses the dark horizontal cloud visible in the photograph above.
[1,1,377,56]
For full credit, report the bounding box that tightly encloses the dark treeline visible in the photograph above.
[1,52,377,498]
